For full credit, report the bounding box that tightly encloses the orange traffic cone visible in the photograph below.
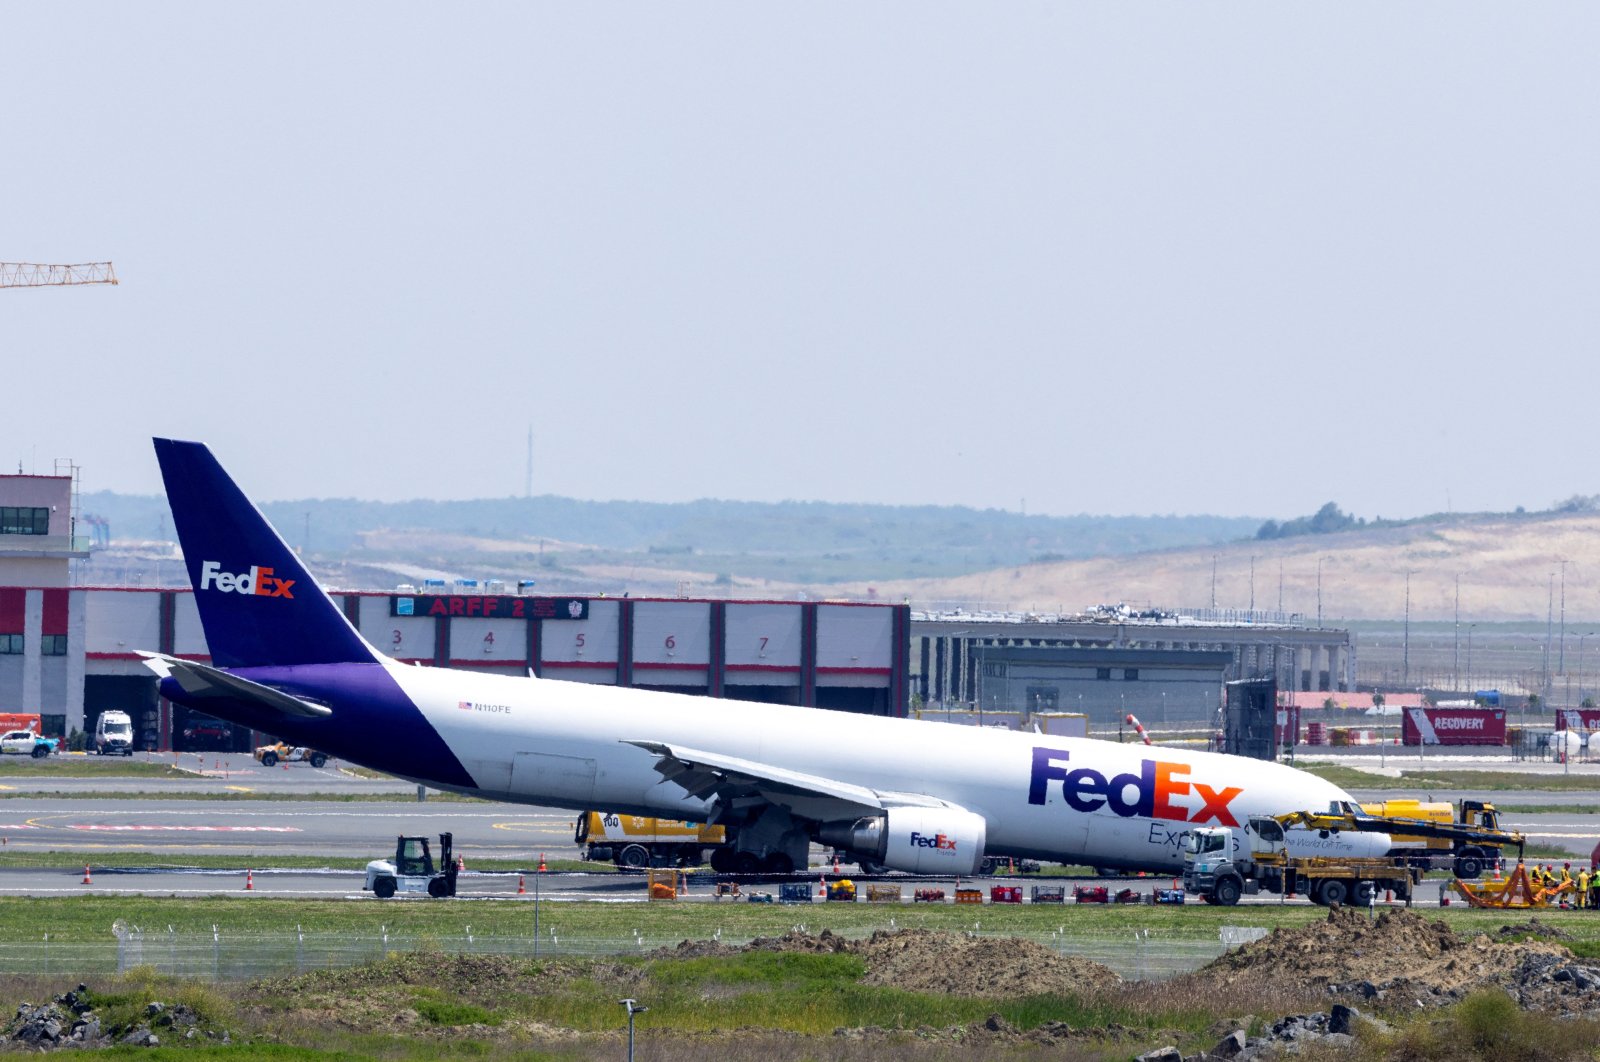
[244,868,254,891]
[517,874,526,895]
[81,864,92,885]
[537,853,546,872]
[456,854,466,872]
[818,875,826,897]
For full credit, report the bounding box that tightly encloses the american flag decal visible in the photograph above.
[458,701,472,710]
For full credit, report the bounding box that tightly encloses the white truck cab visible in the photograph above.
[95,711,135,756]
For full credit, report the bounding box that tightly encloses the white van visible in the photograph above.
[94,710,134,756]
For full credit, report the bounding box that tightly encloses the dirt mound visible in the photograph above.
[1497,918,1571,940]
[1184,908,1579,1010]
[853,929,1121,997]
[695,928,1120,997]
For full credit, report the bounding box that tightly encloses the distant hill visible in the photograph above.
[842,510,1600,623]
[78,491,1260,586]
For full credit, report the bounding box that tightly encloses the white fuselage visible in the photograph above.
[378,660,1380,872]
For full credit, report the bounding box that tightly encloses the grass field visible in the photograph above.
[4,894,1598,947]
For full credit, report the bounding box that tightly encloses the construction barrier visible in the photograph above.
[954,888,984,905]
[1030,885,1066,904]
[865,884,902,903]
[990,885,1023,904]
[913,888,947,903]
[646,868,680,901]
[1073,885,1109,904]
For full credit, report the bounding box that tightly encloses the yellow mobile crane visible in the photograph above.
[1279,802,1525,879]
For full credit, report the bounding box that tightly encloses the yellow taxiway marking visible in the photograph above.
[491,821,575,835]
[224,786,256,793]
[0,785,14,791]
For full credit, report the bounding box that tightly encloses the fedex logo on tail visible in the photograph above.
[909,831,957,851]
[1027,747,1242,826]
[199,561,295,599]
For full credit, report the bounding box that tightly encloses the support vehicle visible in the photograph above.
[363,832,458,899]
[575,811,726,869]
[0,730,57,759]
[94,710,135,756]
[1358,799,1505,877]
[1183,814,1423,907]
[254,742,328,768]
[1184,802,1526,906]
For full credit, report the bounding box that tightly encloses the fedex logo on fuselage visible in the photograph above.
[909,831,956,851]
[1027,747,1242,827]
[199,561,295,599]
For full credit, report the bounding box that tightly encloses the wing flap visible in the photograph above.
[624,739,951,823]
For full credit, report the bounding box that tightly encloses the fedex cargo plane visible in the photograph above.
[143,439,1385,877]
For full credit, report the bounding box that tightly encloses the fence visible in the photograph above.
[0,922,1262,982]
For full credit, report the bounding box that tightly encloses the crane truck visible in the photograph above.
[1358,799,1505,878]
[1183,802,1525,907]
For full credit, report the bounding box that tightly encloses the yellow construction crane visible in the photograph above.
[0,262,117,288]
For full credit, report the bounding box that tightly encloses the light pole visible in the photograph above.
[1402,570,1413,687]
[1580,632,1594,707]
[1466,624,1477,694]
[619,999,648,1062]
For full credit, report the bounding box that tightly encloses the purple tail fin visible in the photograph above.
[153,439,376,668]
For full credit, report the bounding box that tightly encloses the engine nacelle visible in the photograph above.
[823,807,986,875]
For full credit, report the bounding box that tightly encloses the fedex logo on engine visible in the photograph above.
[909,831,957,851]
[199,561,295,599]
[1027,747,1242,826]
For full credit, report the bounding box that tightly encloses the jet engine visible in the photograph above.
[819,807,986,875]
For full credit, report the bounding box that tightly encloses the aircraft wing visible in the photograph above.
[138,653,332,719]
[624,739,950,823]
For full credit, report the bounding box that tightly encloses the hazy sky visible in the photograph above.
[7,4,1597,520]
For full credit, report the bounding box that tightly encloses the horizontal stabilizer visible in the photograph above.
[139,653,332,719]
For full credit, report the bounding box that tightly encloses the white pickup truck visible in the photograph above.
[0,730,58,759]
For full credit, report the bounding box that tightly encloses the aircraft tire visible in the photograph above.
[616,845,650,871]
[373,876,396,899]
[857,860,885,875]
[761,852,794,874]
[309,753,327,768]
[260,752,278,768]
[1212,875,1242,907]
[709,849,735,873]
[733,851,761,875]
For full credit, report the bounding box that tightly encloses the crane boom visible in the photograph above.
[0,262,118,288]
[1275,801,1526,860]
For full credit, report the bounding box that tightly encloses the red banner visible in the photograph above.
[1402,707,1506,746]
[1555,709,1600,731]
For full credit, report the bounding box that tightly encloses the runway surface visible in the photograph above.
[0,753,1590,901]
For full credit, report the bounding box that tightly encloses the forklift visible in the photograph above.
[363,832,459,899]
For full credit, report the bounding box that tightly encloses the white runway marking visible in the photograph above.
[66,825,302,832]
